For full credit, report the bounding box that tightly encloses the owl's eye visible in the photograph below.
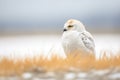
[68,25,73,28]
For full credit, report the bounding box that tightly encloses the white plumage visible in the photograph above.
[62,19,95,55]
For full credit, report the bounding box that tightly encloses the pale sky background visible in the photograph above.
[0,0,120,34]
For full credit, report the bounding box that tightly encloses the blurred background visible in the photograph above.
[0,0,120,79]
[0,0,120,35]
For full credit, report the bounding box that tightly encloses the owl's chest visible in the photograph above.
[62,31,83,50]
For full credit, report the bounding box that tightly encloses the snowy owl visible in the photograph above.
[62,19,95,55]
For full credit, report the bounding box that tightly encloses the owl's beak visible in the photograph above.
[63,29,67,32]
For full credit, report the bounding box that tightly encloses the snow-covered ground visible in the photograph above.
[0,34,120,80]
[0,34,120,59]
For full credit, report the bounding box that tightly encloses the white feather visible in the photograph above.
[62,19,95,55]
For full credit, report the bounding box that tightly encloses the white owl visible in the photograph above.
[62,19,95,55]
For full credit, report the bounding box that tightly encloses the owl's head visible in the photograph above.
[63,19,86,32]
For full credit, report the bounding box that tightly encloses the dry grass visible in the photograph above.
[0,52,120,76]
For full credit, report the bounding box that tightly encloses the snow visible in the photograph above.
[0,34,120,59]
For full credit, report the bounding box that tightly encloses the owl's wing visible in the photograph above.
[79,31,95,52]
